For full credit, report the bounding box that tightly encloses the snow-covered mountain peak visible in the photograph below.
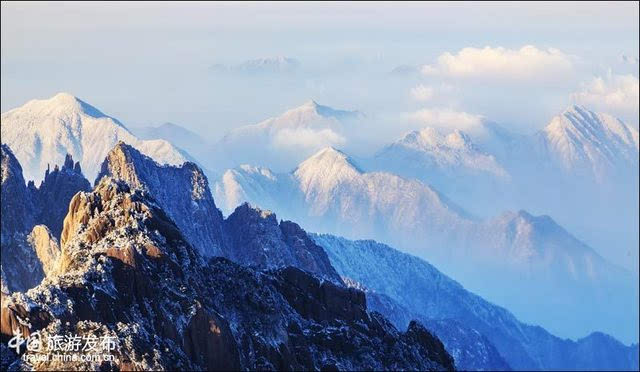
[301,99,320,108]
[547,105,638,148]
[496,209,564,231]
[295,146,362,178]
[500,209,554,229]
[403,127,442,147]
[268,100,360,126]
[217,101,362,171]
[538,105,639,177]
[96,142,226,257]
[401,127,475,151]
[446,130,474,149]
[46,92,83,108]
[308,146,348,160]
[377,126,509,183]
[486,209,611,265]
[1,93,189,183]
[9,92,120,124]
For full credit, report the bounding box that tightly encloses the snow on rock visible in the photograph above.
[312,233,640,371]
[215,146,475,250]
[0,93,190,183]
[214,145,639,345]
[95,142,226,257]
[95,142,349,283]
[1,176,456,371]
[224,202,343,284]
[377,127,509,179]
[1,145,87,293]
[535,104,639,181]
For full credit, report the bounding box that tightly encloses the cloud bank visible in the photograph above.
[421,45,573,82]
[571,73,639,124]
[406,107,485,134]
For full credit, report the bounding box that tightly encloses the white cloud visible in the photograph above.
[410,84,435,101]
[406,107,485,134]
[271,127,346,150]
[409,83,456,103]
[421,45,573,82]
[571,73,639,123]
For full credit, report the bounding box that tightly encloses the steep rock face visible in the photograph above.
[313,233,640,371]
[1,145,33,241]
[0,230,45,295]
[1,146,89,293]
[1,177,455,371]
[27,225,60,277]
[342,278,511,371]
[224,203,343,284]
[95,142,226,257]
[32,154,91,239]
[96,143,344,283]
[207,259,454,371]
[0,145,41,293]
[4,178,241,371]
[422,319,511,372]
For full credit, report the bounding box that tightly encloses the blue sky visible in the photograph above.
[2,2,638,141]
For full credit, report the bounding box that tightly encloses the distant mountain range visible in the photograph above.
[2,143,457,370]
[2,141,637,370]
[210,56,301,74]
[1,93,638,370]
[369,105,639,275]
[313,234,639,371]
[534,105,638,181]
[213,144,638,343]
[216,100,363,171]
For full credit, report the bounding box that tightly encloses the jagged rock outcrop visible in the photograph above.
[1,145,33,243]
[27,225,60,277]
[95,142,226,257]
[1,146,90,293]
[96,143,346,284]
[313,233,640,371]
[32,154,91,239]
[342,276,511,371]
[422,319,511,371]
[225,203,343,284]
[1,145,41,293]
[1,177,455,371]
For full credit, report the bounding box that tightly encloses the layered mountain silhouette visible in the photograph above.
[2,94,638,370]
[2,141,638,370]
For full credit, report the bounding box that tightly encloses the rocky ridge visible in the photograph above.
[1,176,455,371]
